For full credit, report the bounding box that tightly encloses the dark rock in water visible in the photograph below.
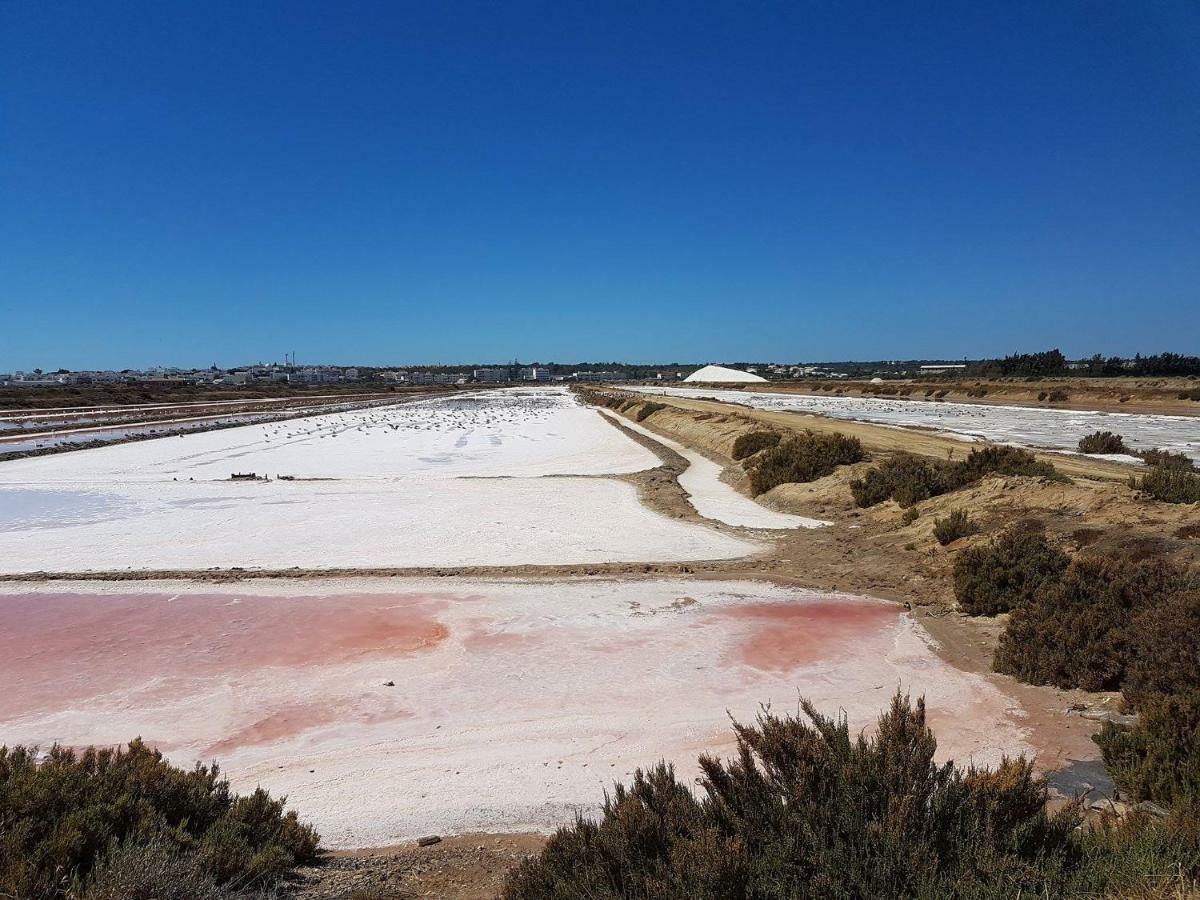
[383,680,395,686]
[417,835,442,847]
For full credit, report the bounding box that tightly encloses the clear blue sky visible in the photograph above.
[2,1,1198,370]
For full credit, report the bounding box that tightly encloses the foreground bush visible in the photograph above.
[84,840,235,900]
[1077,431,1128,454]
[993,555,1191,692]
[745,431,864,495]
[1130,464,1200,503]
[730,430,781,460]
[933,509,976,545]
[1094,693,1200,809]
[851,446,1060,509]
[0,739,319,899]
[503,693,1082,899]
[953,524,1069,616]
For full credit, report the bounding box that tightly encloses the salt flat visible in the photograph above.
[633,386,1200,461]
[0,388,756,572]
[0,578,1033,847]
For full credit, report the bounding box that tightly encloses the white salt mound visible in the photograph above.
[683,365,767,383]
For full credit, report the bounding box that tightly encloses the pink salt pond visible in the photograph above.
[0,579,1032,847]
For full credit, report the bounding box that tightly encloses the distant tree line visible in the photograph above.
[965,349,1200,378]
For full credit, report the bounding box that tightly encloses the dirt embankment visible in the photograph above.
[709,375,1200,417]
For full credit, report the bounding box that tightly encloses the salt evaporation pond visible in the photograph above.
[0,579,1033,847]
[633,386,1200,462]
[0,388,756,573]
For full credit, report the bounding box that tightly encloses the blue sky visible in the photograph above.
[2,1,1198,370]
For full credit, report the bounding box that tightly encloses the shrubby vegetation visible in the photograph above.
[851,446,1061,509]
[504,692,1091,899]
[1077,431,1128,454]
[953,523,1069,616]
[730,430,781,460]
[744,431,865,495]
[505,692,1200,898]
[1130,464,1200,504]
[1094,694,1200,809]
[932,509,975,545]
[1138,448,1195,470]
[0,739,319,899]
[994,555,1195,693]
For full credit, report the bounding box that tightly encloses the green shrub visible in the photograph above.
[953,523,1069,616]
[0,739,319,899]
[850,454,965,508]
[933,509,976,545]
[503,692,1081,899]
[851,447,1060,509]
[1138,448,1195,470]
[730,430,781,461]
[1094,693,1200,808]
[1037,391,1048,401]
[1123,585,1200,710]
[635,401,666,422]
[901,507,919,526]
[993,555,1189,692]
[83,841,235,900]
[745,432,865,495]
[1077,431,1128,454]
[1047,389,1070,403]
[1130,464,1200,503]
[957,445,1060,480]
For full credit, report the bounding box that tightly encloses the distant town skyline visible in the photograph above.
[3,3,1197,371]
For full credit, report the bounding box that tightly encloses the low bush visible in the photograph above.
[0,739,319,899]
[1047,389,1070,403]
[1123,585,1200,709]
[1138,448,1195,470]
[1178,388,1200,401]
[993,555,1190,692]
[901,507,919,526]
[1078,431,1128,454]
[1094,693,1200,809]
[1130,464,1200,503]
[503,692,1083,899]
[635,401,666,422]
[851,446,1060,509]
[745,432,865,495]
[730,430,781,460]
[953,523,1069,616]
[933,509,975,545]
[957,445,1061,480]
[850,454,965,508]
[83,841,235,900]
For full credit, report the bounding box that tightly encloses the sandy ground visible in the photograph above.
[0,577,1032,849]
[632,385,1200,463]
